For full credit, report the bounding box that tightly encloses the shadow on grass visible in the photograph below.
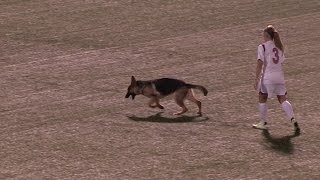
[127,112,209,123]
[262,129,300,154]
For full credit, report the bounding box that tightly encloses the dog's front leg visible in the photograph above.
[154,97,164,109]
[148,97,164,109]
[148,98,157,108]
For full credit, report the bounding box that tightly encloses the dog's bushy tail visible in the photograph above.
[185,84,208,96]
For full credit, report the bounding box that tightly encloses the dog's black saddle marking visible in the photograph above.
[151,78,186,96]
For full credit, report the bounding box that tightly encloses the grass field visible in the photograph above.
[1,0,320,179]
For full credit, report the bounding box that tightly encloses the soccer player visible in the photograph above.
[253,25,300,132]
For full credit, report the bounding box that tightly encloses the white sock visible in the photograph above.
[281,101,295,122]
[259,103,268,123]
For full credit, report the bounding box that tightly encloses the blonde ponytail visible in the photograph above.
[264,25,284,52]
[273,32,284,52]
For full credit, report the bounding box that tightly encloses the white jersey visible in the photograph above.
[257,40,285,84]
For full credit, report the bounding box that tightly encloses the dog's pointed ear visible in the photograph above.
[131,76,136,85]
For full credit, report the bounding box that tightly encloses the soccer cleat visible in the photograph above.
[291,118,300,132]
[252,121,268,130]
[294,122,300,133]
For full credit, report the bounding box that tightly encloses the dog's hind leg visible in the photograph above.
[186,89,202,116]
[174,88,188,115]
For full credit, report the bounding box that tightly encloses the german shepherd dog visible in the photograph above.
[125,76,208,116]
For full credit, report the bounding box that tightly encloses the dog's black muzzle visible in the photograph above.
[125,93,136,100]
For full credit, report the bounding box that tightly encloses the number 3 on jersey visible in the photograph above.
[272,48,280,64]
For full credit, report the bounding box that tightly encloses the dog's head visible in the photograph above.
[125,76,139,100]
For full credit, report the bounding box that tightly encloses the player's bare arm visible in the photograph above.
[254,60,263,90]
